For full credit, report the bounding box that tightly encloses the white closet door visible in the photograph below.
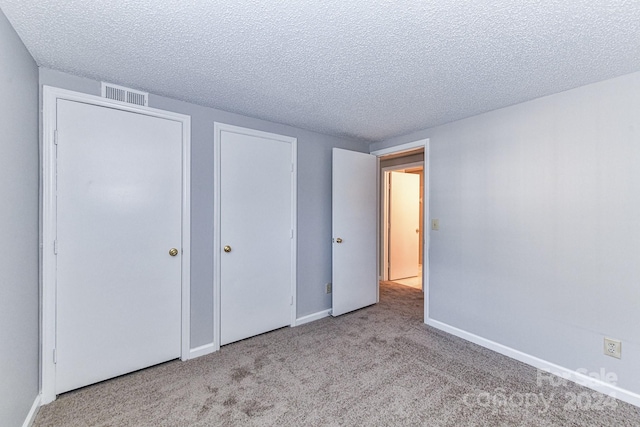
[219,126,294,345]
[332,148,378,316]
[55,99,183,394]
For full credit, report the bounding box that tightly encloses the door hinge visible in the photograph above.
[290,296,293,305]
[54,130,58,145]
[53,348,57,364]
[290,229,294,239]
[53,240,58,255]
[291,163,294,172]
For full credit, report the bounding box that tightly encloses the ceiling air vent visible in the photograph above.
[101,82,148,106]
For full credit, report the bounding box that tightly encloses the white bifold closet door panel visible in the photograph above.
[219,128,293,345]
[331,148,378,317]
[389,171,420,280]
[55,99,183,394]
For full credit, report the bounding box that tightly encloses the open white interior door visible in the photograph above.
[332,148,377,316]
[389,171,420,280]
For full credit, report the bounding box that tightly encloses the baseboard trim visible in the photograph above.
[188,343,216,359]
[426,318,640,408]
[22,394,41,427]
[295,309,331,326]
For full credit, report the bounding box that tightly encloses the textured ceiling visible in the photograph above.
[1,1,640,142]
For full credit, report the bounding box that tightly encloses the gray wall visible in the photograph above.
[0,9,40,427]
[39,68,368,348]
[371,71,640,395]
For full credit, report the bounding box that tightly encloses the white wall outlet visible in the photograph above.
[431,218,440,231]
[604,337,621,359]
[326,283,332,294]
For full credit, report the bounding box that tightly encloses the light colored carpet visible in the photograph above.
[34,282,640,426]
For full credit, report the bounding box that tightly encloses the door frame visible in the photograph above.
[212,122,297,351]
[381,162,424,281]
[370,139,430,321]
[41,86,191,404]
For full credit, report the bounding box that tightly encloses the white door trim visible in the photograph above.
[41,86,191,404]
[213,122,297,351]
[371,139,430,321]
[381,161,424,281]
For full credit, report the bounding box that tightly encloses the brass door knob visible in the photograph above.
[336,238,343,243]
[169,248,179,256]
[223,245,232,253]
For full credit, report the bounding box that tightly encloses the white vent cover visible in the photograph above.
[101,82,148,106]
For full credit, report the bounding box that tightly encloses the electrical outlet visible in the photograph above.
[326,283,332,294]
[431,218,440,231]
[604,338,621,359]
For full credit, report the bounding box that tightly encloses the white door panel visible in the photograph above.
[389,171,420,280]
[332,148,378,316]
[219,128,293,345]
[55,100,182,394]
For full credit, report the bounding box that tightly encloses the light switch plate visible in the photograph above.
[431,219,440,231]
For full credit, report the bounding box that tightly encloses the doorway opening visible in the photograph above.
[370,138,429,323]
[380,150,424,290]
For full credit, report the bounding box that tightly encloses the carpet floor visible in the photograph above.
[34,282,640,426]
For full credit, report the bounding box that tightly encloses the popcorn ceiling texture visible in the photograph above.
[1,1,639,141]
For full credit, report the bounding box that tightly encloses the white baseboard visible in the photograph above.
[427,318,640,408]
[22,394,41,427]
[294,309,331,326]
[188,343,216,359]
